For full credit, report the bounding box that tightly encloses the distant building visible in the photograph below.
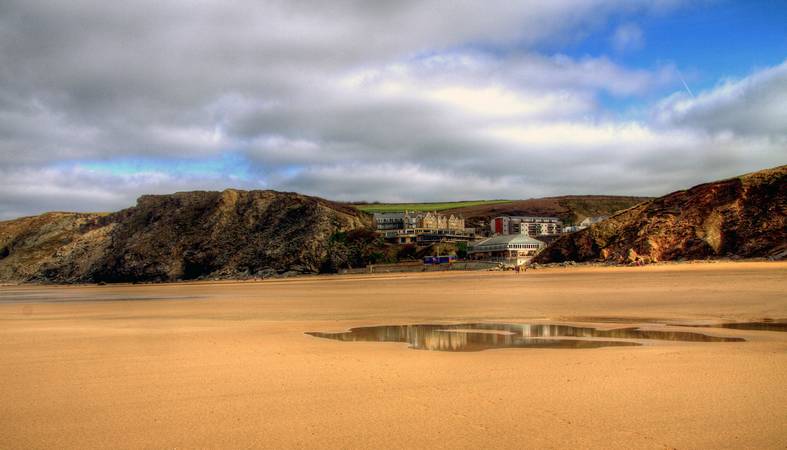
[373,211,474,244]
[563,215,609,233]
[468,234,546,266]
[579,216,608,227]
[490,216,562,236]
[420,211,465,230]
[374,211,467,231]
[373,212,405,230]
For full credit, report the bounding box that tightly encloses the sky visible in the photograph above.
[0,0,785,219]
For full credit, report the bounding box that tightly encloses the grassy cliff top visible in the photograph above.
[351,200,513,213]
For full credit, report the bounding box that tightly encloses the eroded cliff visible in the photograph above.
[0,190,372,283]
[535,166,787,264]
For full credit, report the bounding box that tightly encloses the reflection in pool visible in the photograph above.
[306,323,744,352]
[715,322,787,332]
[567,317,787,332]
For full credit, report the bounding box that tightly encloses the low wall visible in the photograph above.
[341,260,499,274]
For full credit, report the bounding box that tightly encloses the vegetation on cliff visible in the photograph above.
[352,200,513,213]
[2,166,784,283]
[0,190,372,283]
[441,195,651,230]
[535,166,787,264]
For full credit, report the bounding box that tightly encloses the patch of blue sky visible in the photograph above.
[69,152,257,181]
[557,0,786,92]
[279,166,303,178]
[594,91,653,121]
[455,1,785,114]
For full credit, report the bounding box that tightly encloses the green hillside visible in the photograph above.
[352,200,513,213]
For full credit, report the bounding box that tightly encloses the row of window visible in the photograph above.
[473,244,541,252]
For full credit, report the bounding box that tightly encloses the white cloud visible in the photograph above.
[655,60,787,136]
[611,23,645,52]
[0,0,784,218]
[0,165,252,220]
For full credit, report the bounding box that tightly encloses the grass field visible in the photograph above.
[352,200,512,213]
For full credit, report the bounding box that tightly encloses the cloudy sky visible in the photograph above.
[1,0,785,218]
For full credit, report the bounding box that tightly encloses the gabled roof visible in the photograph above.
[373,212,405,219]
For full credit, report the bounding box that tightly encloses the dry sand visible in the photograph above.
[1,261,786,449]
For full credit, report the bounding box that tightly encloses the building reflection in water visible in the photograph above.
[307,322,744,352]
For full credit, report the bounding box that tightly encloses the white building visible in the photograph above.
[468,234,547,266]
[579,216,608,227]
[563,216,609,233]
[490,216,562,236]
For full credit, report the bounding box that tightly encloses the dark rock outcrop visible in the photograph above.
[535,166,787,264]
[0,190,372,283]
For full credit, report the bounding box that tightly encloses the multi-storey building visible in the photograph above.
[373,211,474,244]
[373,212,406,230]
[374,211,466,231]
[490,216,562,236]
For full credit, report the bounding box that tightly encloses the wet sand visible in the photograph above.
[1,261,786,449]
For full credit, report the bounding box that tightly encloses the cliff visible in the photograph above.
[0,190,372,283]
[535,166,787,264]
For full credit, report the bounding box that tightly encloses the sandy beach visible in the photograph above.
[1,261,786,449]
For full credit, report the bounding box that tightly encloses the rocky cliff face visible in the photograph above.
[0,190,372,283]
[535,166,787,264]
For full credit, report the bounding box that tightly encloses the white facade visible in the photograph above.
[468,234,547,265]
[491,216,562,236]
[579,216,608,227]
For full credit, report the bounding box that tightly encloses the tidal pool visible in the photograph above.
[567,317,787,332]
[715,322,787,332]
[306,322,744,352]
